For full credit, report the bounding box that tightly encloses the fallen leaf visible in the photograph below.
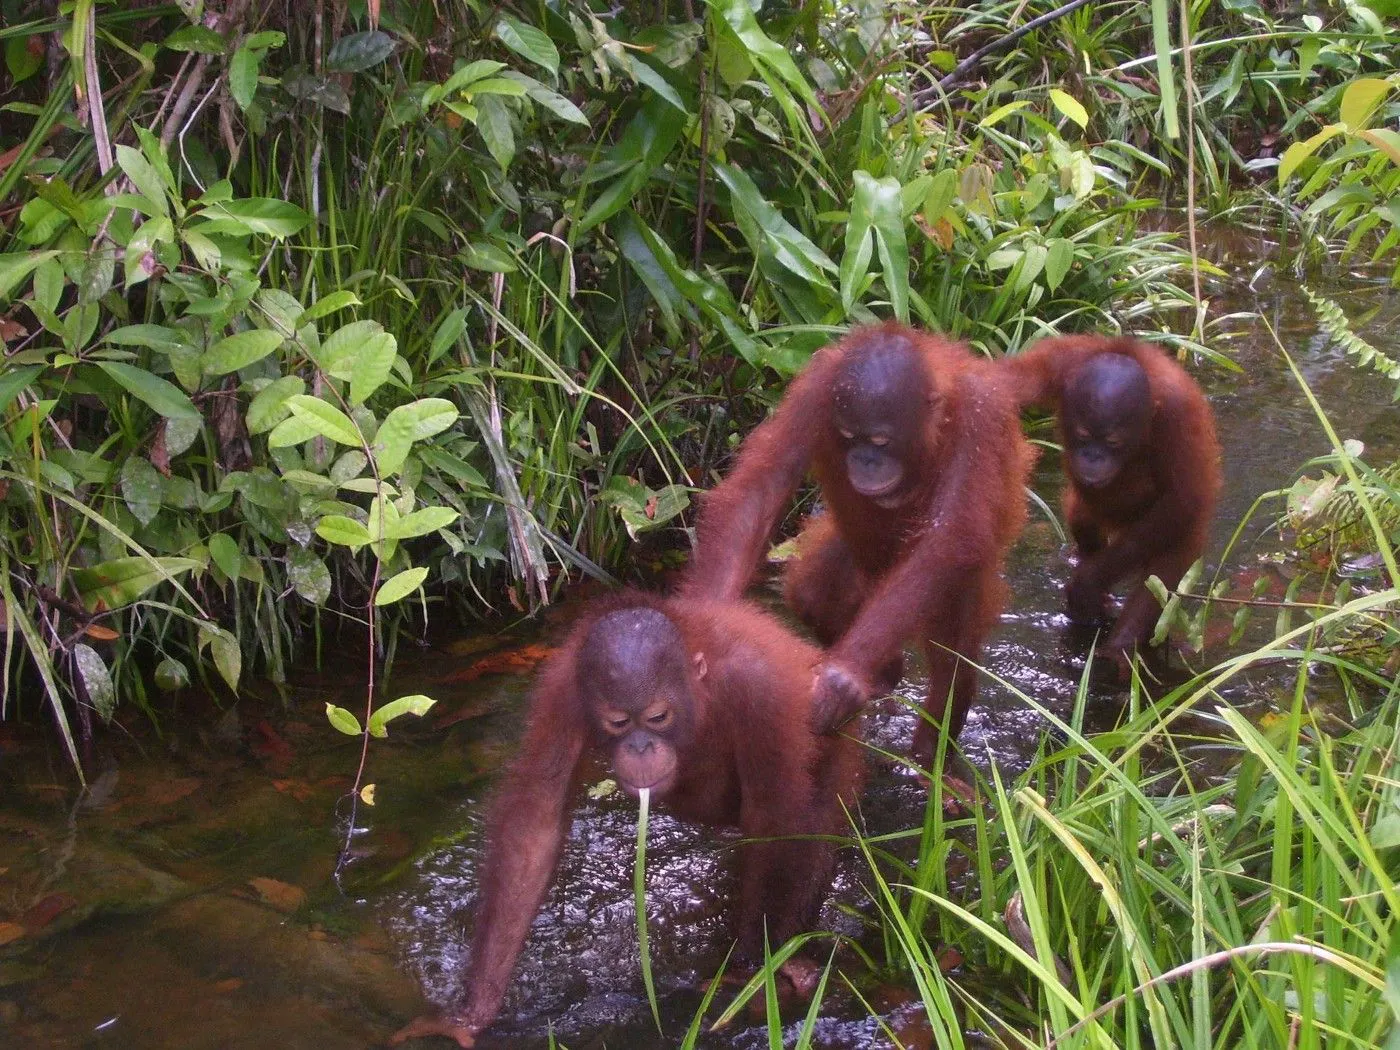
[431,697,493,730]
[0,317,27,344]
[308,929,329,941]
[22,892,78,931]
[0,922,24,945]
[271,779,315,802]
[359,784,376,806]
[83,623,120,641]
[251,720,294,762]
[247,877,306,913]
[439,643,554,684]
[935,946,963,972]
[149,421,172,477]
[142,776,200,807]
[213,978,243,993]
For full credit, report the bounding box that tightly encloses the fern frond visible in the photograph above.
[1303,286,1400,400]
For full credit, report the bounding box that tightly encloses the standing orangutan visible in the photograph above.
[391,593,863,1048]
[680,322,1034,765]
[1003,335,1221,665]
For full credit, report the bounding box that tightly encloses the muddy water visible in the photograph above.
[1,255,1396,1049]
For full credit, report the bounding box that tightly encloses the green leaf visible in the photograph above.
[0,365,44,417]
[208,532,242,580]
[1359,128,1400,168]
[367,694,436,738]
[922,168,958,224]
[5,35,44,84]
[204,329,284,376]
[121,457,164,526]
[325,703,363,736]
[0,250,60,302]
[495,15,558,75]
[1049,88,1088,129]
[154,657,190,692]
[979,100,1031,128]
[852,170,908,322]
[428,308,466,364]
[375,398,458,475]
[246,375,305,434]
[385,506,459,540]
[315,514,371,548]
[71,556,201,612]
[72,643,117,721]
[1044,238,1074,292]
[1340,77,1392,131]
[201,626,240,691]
[506,73,588,125]
[287,547,332,604]
[164,25,226,54]
[267,413,323,448]
[115,144,171,218]
[350,332,399,404]
[1278,124,1345,184]
[93,362,199,422]
[162,415,201,458]
[285,394,362,447]
[317,320,385,380]
[194,198,312,238]
[326,31,395,73]
[298,291,362,325]
[476,95,516,170]
[375,566,429,606]
[428,59,507,104]
[229,45,262,110]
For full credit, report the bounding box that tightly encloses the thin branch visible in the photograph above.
[912,0,1097,105]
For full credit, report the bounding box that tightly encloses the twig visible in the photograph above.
[160,0,252,149]
[911,0,1097,105]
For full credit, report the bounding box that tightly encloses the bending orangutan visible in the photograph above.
[1003,335,1221,666]
[680,322,1034,765]
[391,593,863,1048]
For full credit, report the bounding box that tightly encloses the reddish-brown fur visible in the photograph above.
[1004,335,1222,660]
[393,592,863,1047]
[681,323,1033,762]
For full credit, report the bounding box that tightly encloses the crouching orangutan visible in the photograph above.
[680,322,1033,765]
[391,593,863,1047]
[1003,335,1221,668]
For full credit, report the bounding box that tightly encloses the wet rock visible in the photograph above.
[152,895,424,1019]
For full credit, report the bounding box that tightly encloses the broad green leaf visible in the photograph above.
[375,566,429,606]
[1049,89,1088,129]
[1359,128,1400,168]
[287,547,332,604]
[71,556,201,612]
[513,77,588,125]
[350,332,398,404]
[428,308,467,364]
[104,323,193,353]
[1340,77,1392,131]
[204,329,284,376]
[367,694,436,738]
[298,291,362,325]
[246,375,305,433]
[495,15,558,75]
[466,77,528,98]
[326,31,395,73]
[462,240,517,273]
[325,703,362,736]
[375,398,458,475]
[477,95,515,170]
[849,170,907,322]
[154,657,190,692]
[5,35,44,84]
[630,60,688,114]
[229,46,260,110]
[94,362,199,421]
[164,25,226,53]
[116,145,171,218]
[203,626,240,691]
[1045,238,1074,292]
[317,319,384,380]
[162,415,201,458]
[315,514,371,548]
[0,365,43,417]
[286,394,362,447]
[385,506,459,540]
[1278,124,1345,184]
[73,644,117,722]
[922,168,958,224]
[710,0,818,109]
[428,59,507,104]
[208,532,242,580]
[121,456,164,526]
[0,250,59,302]
[330,449,367,484]
[194,198,311,238]
[266,413,323,448]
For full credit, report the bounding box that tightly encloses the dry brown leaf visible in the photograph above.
[247,877,306,913]
[0,922,25,945]
[82,623,120,641]
[22,892,77,931]
[213,978,243,993]
[441,643,554,684]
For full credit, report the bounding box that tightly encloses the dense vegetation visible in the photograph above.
[1,1,1397,1047]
